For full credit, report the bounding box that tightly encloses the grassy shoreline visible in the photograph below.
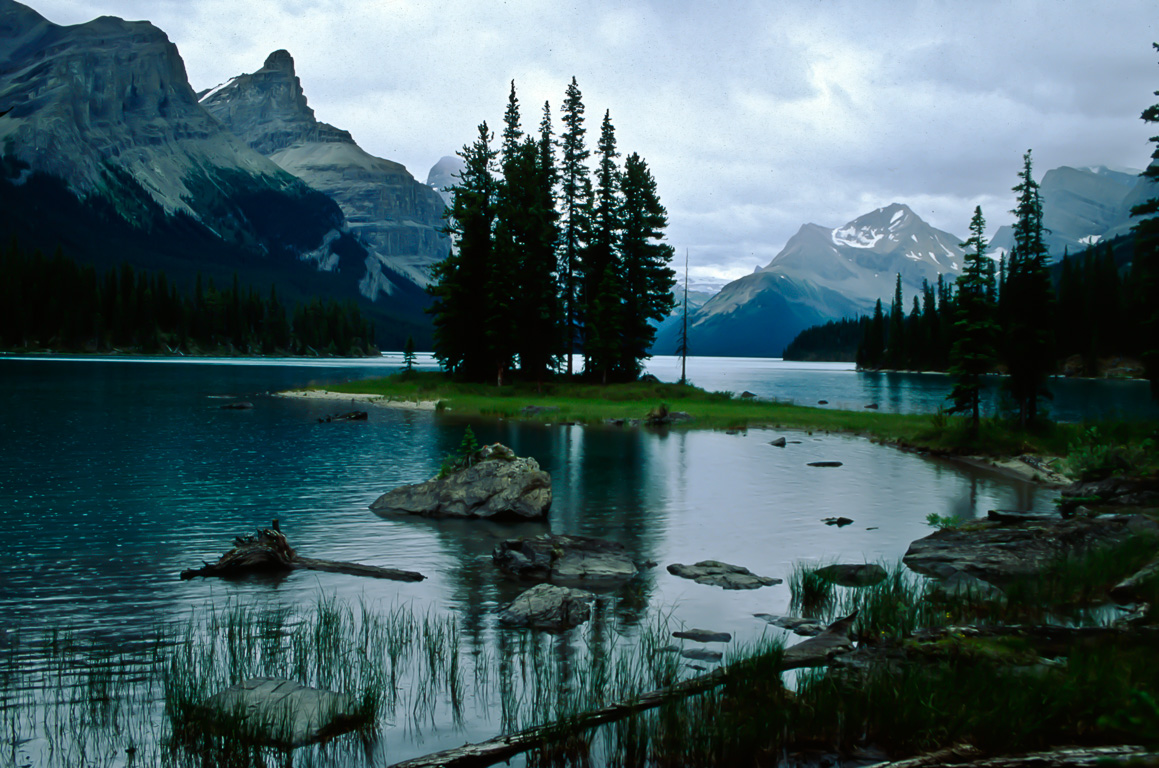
[319,371,1158,466]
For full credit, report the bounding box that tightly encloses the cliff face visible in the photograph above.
[200,51,450,293]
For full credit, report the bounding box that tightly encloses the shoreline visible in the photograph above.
[274,389,439,411]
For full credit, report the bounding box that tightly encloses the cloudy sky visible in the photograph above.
[25,0,1159,284]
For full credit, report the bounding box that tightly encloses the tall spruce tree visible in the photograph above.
[582,110,623,376]
[618,152,676,377]
[1131,42,1159,398]
[429,122,499,380]
[1004,150,1055,426]
[558,78,590,376]
[885,275,905,368]
[947,206,999,432]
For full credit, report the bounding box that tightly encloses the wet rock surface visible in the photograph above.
[1059,477,1159,513]
[370,444,552,520]
[204,677,361,748]
[754,614,825,636]
[499,583,594,630]
[493,534,638,584]
[667,560,781,590]
[673,629,732,643]
[904,513,1158,586]
[814,563,888,587]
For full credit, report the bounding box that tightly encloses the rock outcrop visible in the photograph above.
[370,444,551,520]
[499,583,594,630]
[1058,476,1159,514]
[493,534,637,583]
[667,560,781,590]
[814,563,887,587]
[203,677,362,748]
[200,50,450,292]
[903,514,1158,586]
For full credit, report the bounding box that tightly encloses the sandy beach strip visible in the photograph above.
[274,389,439,411]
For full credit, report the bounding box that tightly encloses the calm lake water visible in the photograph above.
[0,354,1137,765]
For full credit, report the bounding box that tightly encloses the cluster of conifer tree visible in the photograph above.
[0,241,377,356]
[788,147,1158,426]
[429,80,677,384]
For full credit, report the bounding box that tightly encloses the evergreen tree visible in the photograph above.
[429,122,499,380]
[403,335,416,372]
[947,206,999,432]
[858,299,886,368]
[558,77,590,376]
[1004,150,1056,426]
[1131,42,1159,398]
[885,275,905,368]
[617,152,676,377]
[582,110,623,376]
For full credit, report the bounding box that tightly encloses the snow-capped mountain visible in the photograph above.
[654,203,964,357]
[989,165,1146,260]
[199,51,450,293]
[426,155,465,206]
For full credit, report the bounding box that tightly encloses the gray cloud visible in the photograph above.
[26,0,1159,281]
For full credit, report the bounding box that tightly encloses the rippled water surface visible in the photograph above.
[0,356,1073,764]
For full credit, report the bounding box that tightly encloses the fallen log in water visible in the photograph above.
[387,613,859,768]
[863,744,1157,768]
[180,523,424,582]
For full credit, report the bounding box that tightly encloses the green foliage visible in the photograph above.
[1063,426,1156,481]
[789,562,836,617]
[0,241,375,355]
[438,426,482,478]
[925,513,961,529]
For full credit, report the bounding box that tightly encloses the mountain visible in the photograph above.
[426,155,465,206]
[989,165,1146,259]
[199,51,450,292]
[655,203,964,357]
[0,0,430,347]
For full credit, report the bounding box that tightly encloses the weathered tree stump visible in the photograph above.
[180,524,424,582]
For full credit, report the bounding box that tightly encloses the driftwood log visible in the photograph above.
[180,524,424,582]
[864,744,1157,768]
[386,613,859,768]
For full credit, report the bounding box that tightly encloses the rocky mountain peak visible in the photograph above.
[199,49,353,155]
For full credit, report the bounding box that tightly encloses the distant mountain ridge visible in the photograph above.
[0,0,440,346]
[655,203,964,357]
[199,51,450,292]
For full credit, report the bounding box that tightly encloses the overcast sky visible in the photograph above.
[25,0,1159,284]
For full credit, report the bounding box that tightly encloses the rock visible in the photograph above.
[769,437,787,447]
[818,400,829,405]
[904,514,1147,586]
[673,629,732,643]
[203,677,362,748]
[929,571,1006,601]
[221,401,254,410]
[520,405,560,416]
[493,534,638,584]
[987,509,1061,524]
[680,647,723,663]
[822,517,854,527]
[370,444,551,520]
[814,563,887,587]
[740,391,757,399]
[808,461,843,467]
[1059,476,1159,513]
[1109,555,1159,603]
[781,613,859,668]
[499,584,594,630]
[645,404,694,426]
[864,403,879,409]
[753,614,825,636]
[639,374,660,383]
[667,560,781,590]
[319,410,367,423]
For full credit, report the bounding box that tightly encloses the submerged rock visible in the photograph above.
[814,563,887,587]
[673,629,732,643]
[493,534,638,584]
[370,443,551,520]
[499,583,594,630]
[754,614,825,636]
[770,437,787,447]
[822,517,854,527]
[667,560,781,590]
[808,461,843,468]
[203,677,362,748]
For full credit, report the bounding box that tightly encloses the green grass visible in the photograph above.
[318,372,1159,462]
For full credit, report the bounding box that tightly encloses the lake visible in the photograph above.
[0,354,1128,765]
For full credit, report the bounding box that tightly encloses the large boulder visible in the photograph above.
[499,583,594,630]
[493,534,638,584]
[814,563,888,587]
[904,514,1157,586]
[370,444,551,520]
[203,678,362,748]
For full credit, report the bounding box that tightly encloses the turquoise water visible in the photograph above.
[0,355,1096,764]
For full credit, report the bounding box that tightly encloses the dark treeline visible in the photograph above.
[0,240,378,356]
[430,79,676,385]
[782,317,870,362]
